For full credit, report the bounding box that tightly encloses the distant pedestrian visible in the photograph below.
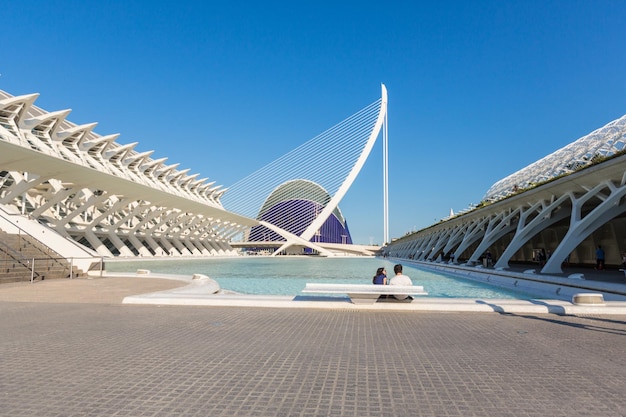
[539,249,546,266]
[595,245,605,270]
[486,251,493,267]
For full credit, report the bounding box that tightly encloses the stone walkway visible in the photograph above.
[0,276,186,304]
[1,277,625,416]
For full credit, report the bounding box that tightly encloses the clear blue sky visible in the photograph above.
[2,1,626,245]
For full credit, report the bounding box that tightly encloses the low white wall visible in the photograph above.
[0,205,100,272]
[406,260,626,302]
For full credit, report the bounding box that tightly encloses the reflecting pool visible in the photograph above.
[105,257,539,299]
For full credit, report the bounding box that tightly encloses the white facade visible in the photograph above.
[386,114,626,274]
[0,90,256,259]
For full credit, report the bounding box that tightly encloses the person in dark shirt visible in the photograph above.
[595,245,605,270]
[372,267,387,285]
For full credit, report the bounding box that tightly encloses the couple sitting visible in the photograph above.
[372,264,413,300]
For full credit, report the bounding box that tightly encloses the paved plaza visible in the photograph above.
[1,278,625,416]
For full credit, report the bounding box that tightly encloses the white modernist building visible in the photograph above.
[0,86,387,268]
[386,114,626,274]
[0,90,255,267]
[483,115,626,202]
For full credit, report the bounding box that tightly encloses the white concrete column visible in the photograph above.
[543,181,626,274]
[494,197,570,269]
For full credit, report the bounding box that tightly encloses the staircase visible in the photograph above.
[0,230,86,284]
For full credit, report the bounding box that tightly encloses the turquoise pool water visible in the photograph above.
[105,257,538,299]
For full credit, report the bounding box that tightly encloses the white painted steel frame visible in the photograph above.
[0,90,255,260]
[484,115,626,203]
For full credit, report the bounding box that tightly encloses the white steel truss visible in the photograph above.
[0,90,256,261]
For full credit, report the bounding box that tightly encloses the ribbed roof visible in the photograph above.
[484,114,626,202]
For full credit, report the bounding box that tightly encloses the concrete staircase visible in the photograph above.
[0,230,86,284]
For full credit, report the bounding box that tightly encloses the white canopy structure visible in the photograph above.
[483,115,626,202]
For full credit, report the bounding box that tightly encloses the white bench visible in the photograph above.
[302,283,428,304]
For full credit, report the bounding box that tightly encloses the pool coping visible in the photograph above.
[107,271,626,315]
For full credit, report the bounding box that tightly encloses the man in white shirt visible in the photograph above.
[389,264,412,300]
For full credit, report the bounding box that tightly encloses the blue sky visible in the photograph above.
[2,0,626,245]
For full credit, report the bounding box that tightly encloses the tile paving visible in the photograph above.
[0,278,626,416]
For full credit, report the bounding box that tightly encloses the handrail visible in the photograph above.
[0,237,43,280]
[0,237,28,262]
[0,226,105,283]
[16,231,69,271]
[0,205,101,281]
[0,205,97,256]
[0,252,105,283]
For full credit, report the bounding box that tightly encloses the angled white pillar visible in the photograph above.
[56,192,110,228]
[83,229,113,257]
[542,181,626,274]
[455,217,490,264]
[493,197,570,269]
[468,209,520,265]
[0,172,46,205]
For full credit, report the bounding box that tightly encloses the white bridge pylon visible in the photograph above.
[222,84,388,256]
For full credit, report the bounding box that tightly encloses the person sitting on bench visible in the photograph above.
[389,264,413,300]
[372,267,387,285]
